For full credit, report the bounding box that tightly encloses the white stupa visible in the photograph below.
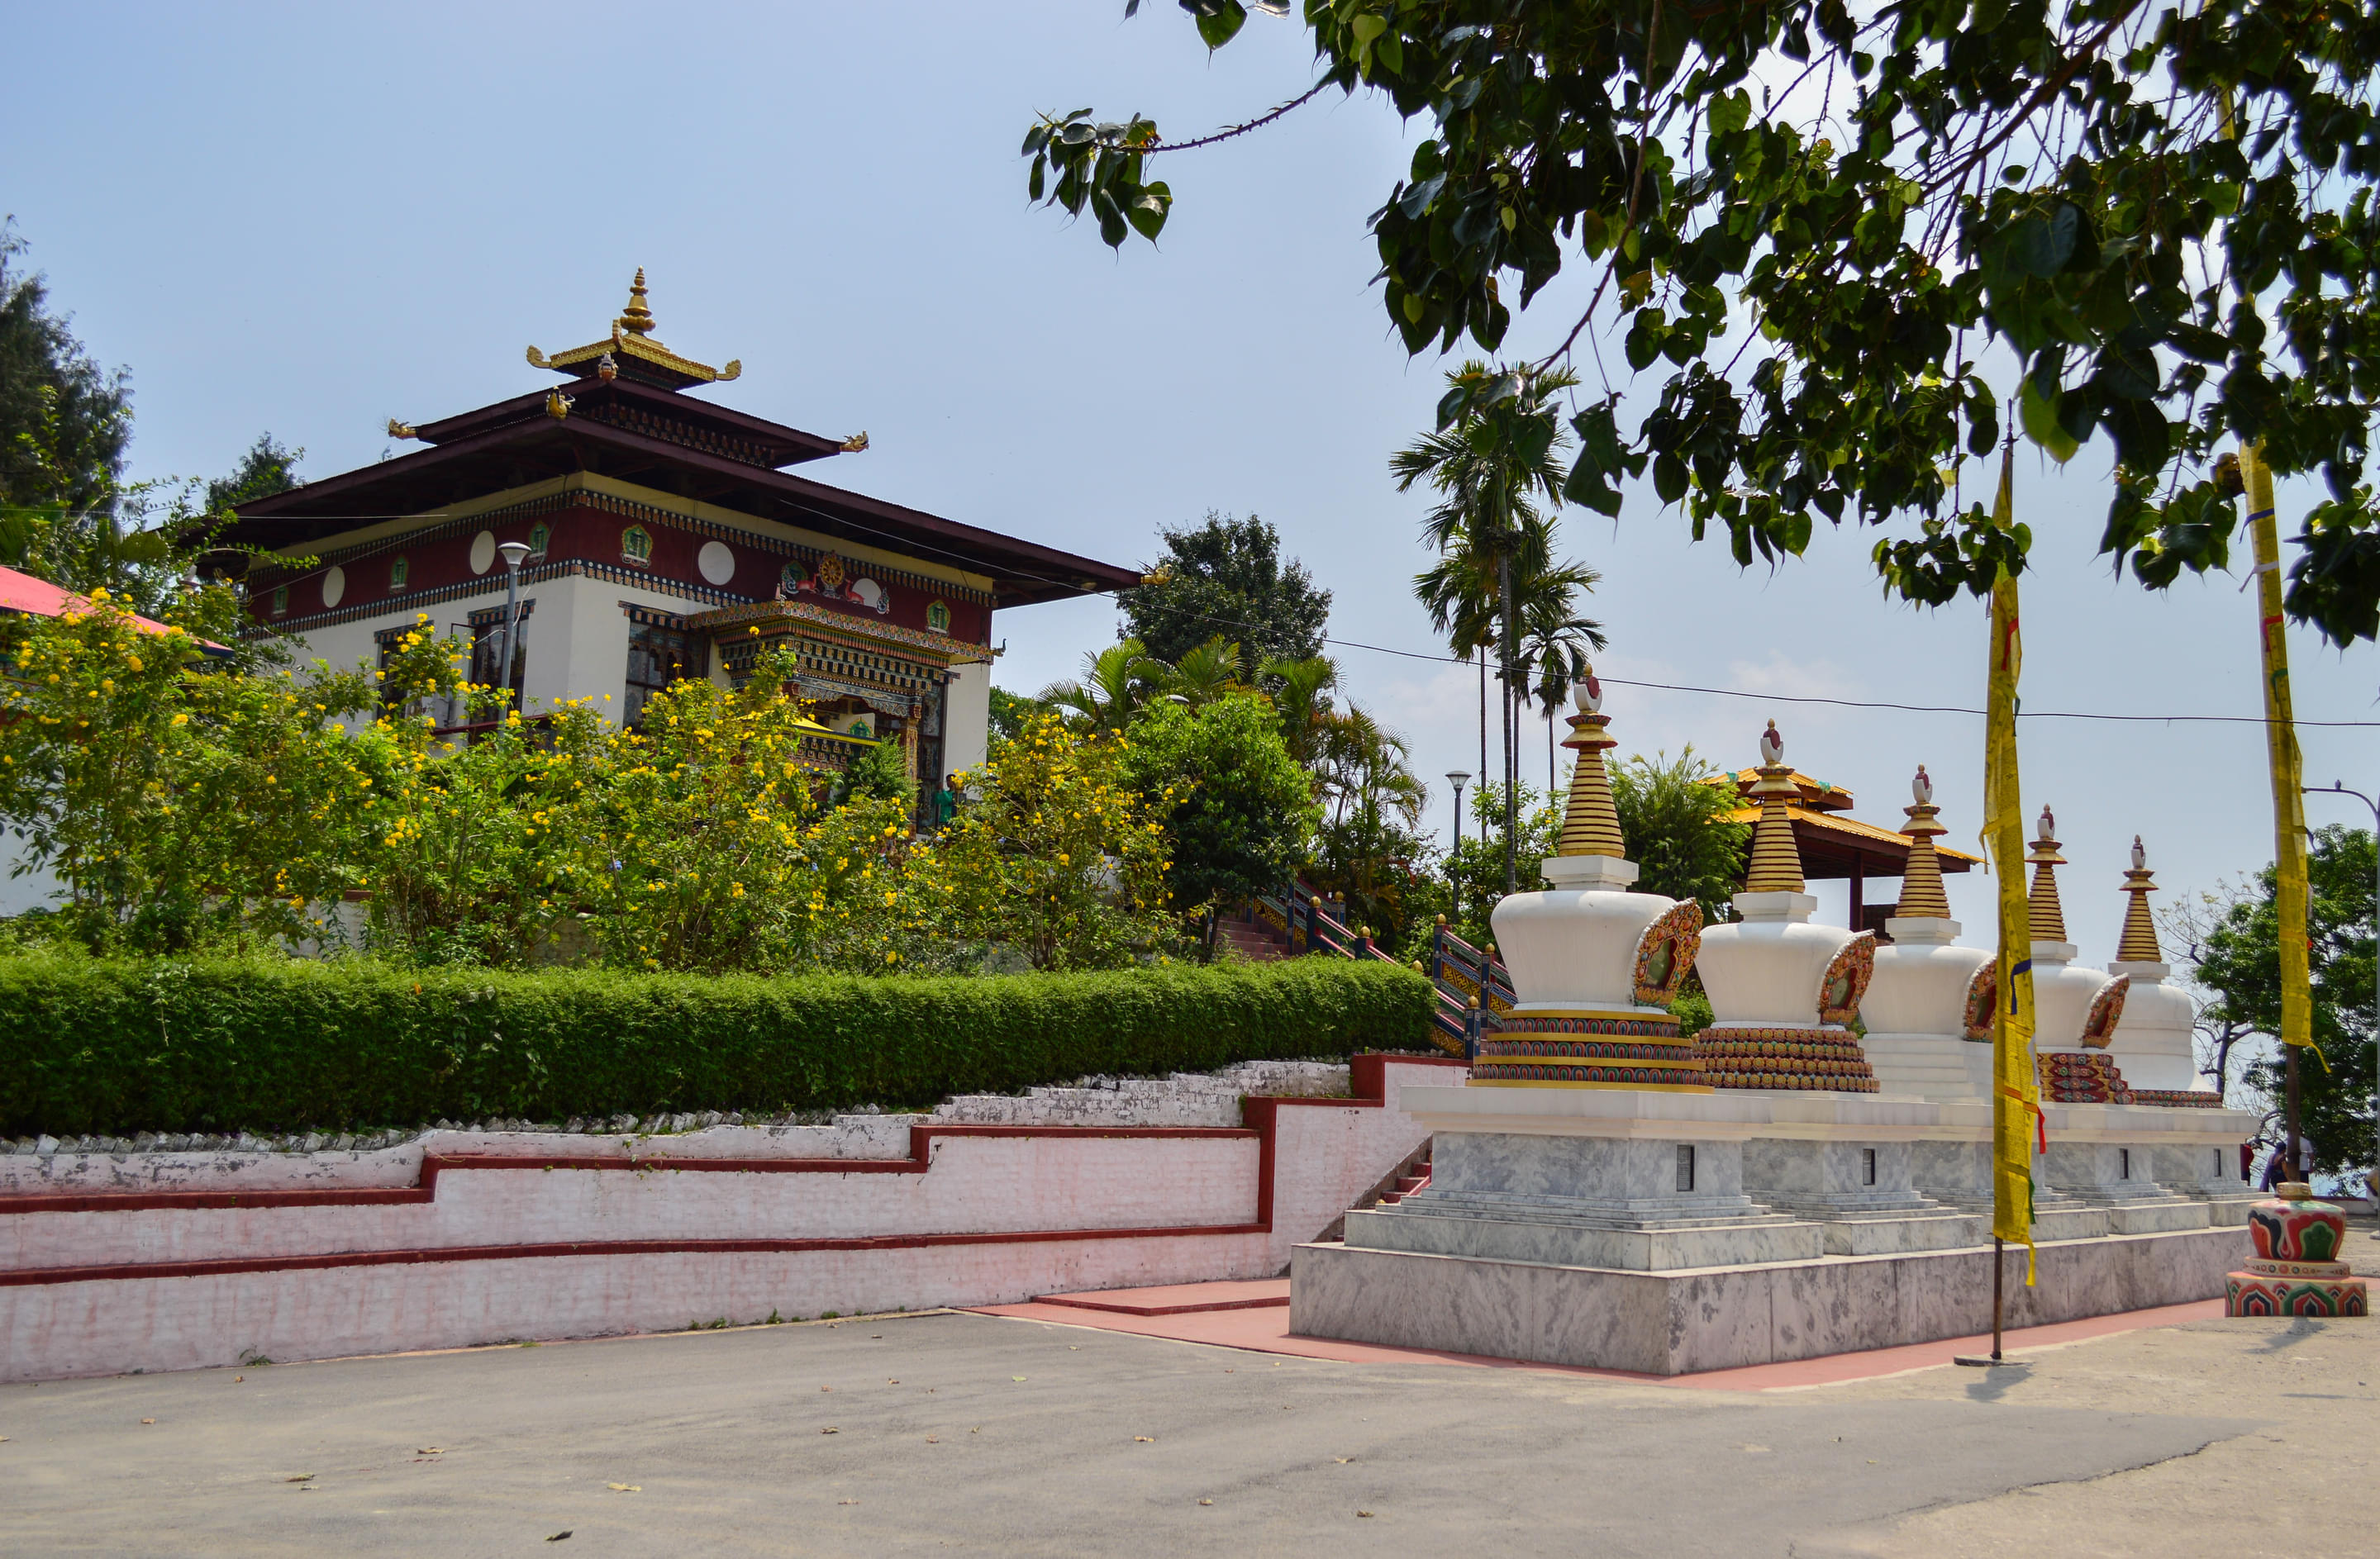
[1859,765,1994,1101]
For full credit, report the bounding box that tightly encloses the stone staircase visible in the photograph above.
[1215,915,1293,962]
[1376,1155,1433,1206]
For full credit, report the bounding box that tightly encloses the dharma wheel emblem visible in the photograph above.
[816,554,847,592]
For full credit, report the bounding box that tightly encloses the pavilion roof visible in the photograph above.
[1721,800,1982,882]
[212,386,1140,608]
[205,272,1142,609]
[0,565,232,655]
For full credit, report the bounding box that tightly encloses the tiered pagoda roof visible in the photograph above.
[211,273,1140,608]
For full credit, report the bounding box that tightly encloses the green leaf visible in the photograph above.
[2020,378,2079,463]
[1196,2,1248,49]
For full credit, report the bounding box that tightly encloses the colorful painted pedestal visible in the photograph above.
[2225,1184,2368,1318]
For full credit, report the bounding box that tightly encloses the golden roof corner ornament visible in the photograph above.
[545,389,574,421]
[526,345,553,369]
[718,359,742,382]
[596,351,618,383]
[838,430,870,453]
[387,419,421,440]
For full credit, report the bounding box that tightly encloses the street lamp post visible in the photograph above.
[2304,780,2378,1205]
[493,539,532,713]
[1445,770,1472,927]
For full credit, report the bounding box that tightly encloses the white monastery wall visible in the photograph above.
[943,660,992,777]
[0,1056,1457,1382]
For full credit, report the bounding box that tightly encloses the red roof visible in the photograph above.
[0,566,230,653]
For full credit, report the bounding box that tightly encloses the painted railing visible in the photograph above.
[1236,881,1509,1058]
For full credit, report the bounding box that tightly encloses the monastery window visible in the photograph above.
[926,599,950,634]
[624,619,693,728]
[527,522,550,560]
[269,585,288,618]
[621,525,653,566]
[388,554,410,592]
[468,602,532,710]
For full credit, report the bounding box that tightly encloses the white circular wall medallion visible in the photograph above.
[697,539,736,586]
[469,530,496,574]
[321,564,345,607]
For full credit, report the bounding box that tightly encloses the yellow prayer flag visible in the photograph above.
[1980,442,2039,1285]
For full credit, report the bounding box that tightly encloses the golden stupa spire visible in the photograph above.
[2026,803,2068,942]
[1894,763,1953,919]
[617,267,658,336]
[525,270,742,388]
[2116,834,2163,962]
[1554,668,1628,858]
[1742,719,1806,894]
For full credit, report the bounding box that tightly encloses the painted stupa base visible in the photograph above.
[2125,1088,2224,1110]
[1292,1224,2250,1376]
[2039,1048,2132,1105]
[2226,1185,2368,1318]
[1469,1008,1709,1091]
[1694,1025,1879,1093]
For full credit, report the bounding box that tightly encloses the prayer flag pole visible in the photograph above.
[1961,440,2040,1367]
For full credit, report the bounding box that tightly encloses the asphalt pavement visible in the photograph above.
[0,1307,2292,1557]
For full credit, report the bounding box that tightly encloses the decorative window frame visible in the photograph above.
[388,554,411,592]
[526,521,551,560]
[621,525,653,567]
[926,599,951,634]
[269,585,288,618]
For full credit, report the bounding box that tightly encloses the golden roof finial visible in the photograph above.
[1553,668,1627,859]
[2116,834,2163,962]
[617,268,658,336]
[2026,803,2068,942]
[1894,763,1953,919]
[1743,718,1806,894]
[529,271,740,388]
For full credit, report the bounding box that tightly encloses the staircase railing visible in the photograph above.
[1241,879,1509,1059]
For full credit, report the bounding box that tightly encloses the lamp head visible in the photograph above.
[1445,770,1471,791]
[497,539,533,571]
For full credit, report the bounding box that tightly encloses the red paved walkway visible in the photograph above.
[972,1281,2225,1390]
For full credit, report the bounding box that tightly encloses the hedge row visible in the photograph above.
[0,954,1438,1137]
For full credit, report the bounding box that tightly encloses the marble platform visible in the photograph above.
[1291,1225,2249,1376]
[1348,1124,1822,1271]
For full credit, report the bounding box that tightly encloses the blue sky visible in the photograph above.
[6,2,2373,969]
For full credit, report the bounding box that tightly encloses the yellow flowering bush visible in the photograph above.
[907,711,1177,971]
[0,590,378,951]
[2,612,1183,974]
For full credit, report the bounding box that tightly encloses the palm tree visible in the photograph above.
[1038,638,1160,730]
[1511,560,1607,795]
[1397,357,1578,900]
[1259,654,1338,769]
[1156,635,1247,708]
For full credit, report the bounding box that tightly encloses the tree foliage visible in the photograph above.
[1031,2,2380,647]
[1610,746,1750,923]
[2170,825,2376,1175]
[1124,690,1320,947]
[1121,511,1332,666]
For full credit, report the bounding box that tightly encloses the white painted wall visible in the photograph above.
[943,660,992,777]
[0,1057,1459,1381]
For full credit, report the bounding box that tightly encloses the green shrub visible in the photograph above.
[0,952,1435,1137]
